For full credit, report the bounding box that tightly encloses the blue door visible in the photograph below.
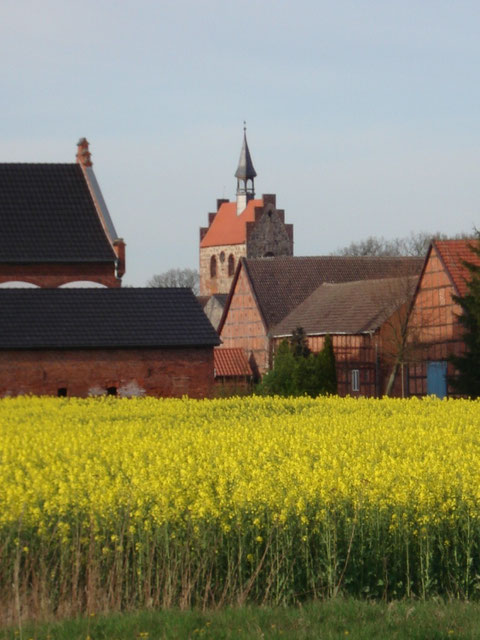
[427,361,447,398]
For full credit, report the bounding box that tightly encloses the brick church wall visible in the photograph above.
[0,347,215,398]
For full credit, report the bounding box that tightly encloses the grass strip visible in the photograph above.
[2,599,480,640]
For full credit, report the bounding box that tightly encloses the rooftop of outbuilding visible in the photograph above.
[0,288,220,350]
[241,255,424,330]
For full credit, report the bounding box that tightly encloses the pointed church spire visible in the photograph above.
[235,123,257,214]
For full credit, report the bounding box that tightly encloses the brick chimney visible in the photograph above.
[76,137,92,167]
[113,238,126,279]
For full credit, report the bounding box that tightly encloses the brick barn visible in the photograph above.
[0,138,125,288]
[407,238,478,398]
[0,288,219,398]
[218,255,423,388]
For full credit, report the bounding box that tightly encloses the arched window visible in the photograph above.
[210,255,217,278]
[228,254,235,276]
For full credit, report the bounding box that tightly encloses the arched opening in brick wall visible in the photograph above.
[210,255,217,278]
[0,281,39,288]
[228,254,235,276]
[59,281,107,288]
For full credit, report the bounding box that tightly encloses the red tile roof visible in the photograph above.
[434,239,480,296]
[214,347,252,377]
[200,199,263,248]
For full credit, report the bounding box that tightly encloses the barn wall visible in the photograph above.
[272,333,380,397]
[0,347,214,398]
[219,268,269,377]
[407,246,463,396]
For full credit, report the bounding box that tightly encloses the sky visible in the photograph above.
[2,0,480,286]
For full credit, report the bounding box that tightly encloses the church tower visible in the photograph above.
[199,128,294,297]
[235,125,257,215]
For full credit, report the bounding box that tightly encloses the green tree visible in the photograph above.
[258,331,337,397]
[257,339,297,396]
[449,236,480,397]
[319,334,337,395]
[289,326,311,358]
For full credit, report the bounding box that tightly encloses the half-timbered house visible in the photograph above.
[407,238,478,397]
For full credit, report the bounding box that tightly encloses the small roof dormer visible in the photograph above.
[235,124,257,214]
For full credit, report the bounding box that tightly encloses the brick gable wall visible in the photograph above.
[219,267,270,377]
[407,245,464,396]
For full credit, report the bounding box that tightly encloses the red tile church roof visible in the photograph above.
[434,239,480,296]
[200,199,263,248]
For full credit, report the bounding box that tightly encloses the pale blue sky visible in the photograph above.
[1,0,480,285]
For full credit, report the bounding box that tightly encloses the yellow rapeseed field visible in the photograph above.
[1,395,480,618]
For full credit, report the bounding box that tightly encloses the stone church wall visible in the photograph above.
[200,243,246,296]
[246,210,294,258]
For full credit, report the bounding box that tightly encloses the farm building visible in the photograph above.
[199,128,293,298]
[272,276,419,397]
[218,255,423,386]
[0,138,125,288]
[406,238,478,398]
[213,347,253,394]
[0,288,219,398]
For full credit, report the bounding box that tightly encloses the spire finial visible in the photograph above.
[235,126,256,183]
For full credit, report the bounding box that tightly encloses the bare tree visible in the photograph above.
[369,274,426,396]
[333,231,462,258]
[147,268,200,295]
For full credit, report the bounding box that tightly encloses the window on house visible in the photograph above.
[107,386,117,396]
[228,254,235,276]
[351,369,360,392]
[210,255,217,278]
[57,387,67,397]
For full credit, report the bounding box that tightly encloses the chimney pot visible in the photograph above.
[76,137,92,167]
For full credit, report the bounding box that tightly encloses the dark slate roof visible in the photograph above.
[0,288,220,349]
[243,256,423,329]
[273,276,419,336]
[235,130,257,181]
[0,164,117,262]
